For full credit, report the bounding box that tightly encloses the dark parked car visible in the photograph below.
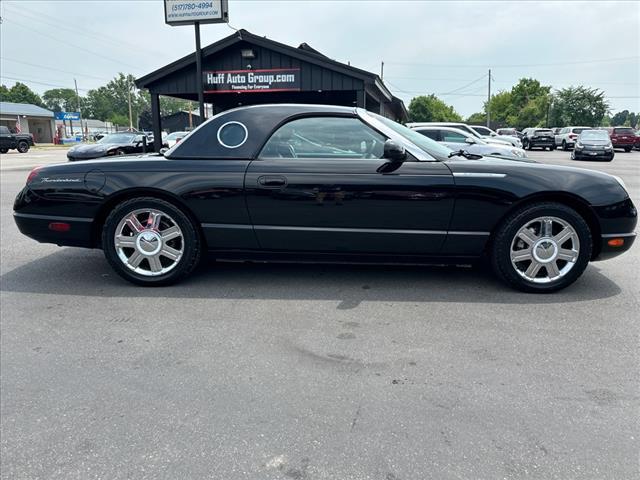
[604,127,636,152]
[571,129,614,161]
[66,132,153,161]
[13,104,636,292]
[521,128,555,150]
[0,125,34,153]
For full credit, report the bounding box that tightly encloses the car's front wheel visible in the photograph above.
[17,141,29,153]
[102,197,201,286]
[0,148,8,154]
[491,202,592,292]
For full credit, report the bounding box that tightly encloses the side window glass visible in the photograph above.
[260,116,386,159]
[417,130,439,141]
[442,131,466,143]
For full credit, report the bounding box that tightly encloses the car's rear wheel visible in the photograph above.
[624,147,632,152]
[102,197,201,286]
[17,141,29,153]
[491,202,592,292]
[562,140,568,151]
[0,148,8,154]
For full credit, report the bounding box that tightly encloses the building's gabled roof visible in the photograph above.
[135,29,393,99]
[0,101,54,118]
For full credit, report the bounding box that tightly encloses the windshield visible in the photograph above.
[166,131,187,140]
[573,127,591,134]
[614,127,635,134]
[370,114,453,160]
[97,133,136,144]
[580,130,609,140]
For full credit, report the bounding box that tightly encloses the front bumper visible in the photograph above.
[574,147,614,160]
[595,233,636,260]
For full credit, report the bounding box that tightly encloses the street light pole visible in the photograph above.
[127,77,133,130]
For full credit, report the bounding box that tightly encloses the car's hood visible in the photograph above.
[69,143,119,154]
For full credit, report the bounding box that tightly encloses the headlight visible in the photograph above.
[511,149,525,157]
[605,143,613,150]
[575,142,583,149]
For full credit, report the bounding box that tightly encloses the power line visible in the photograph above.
[0,57,112,82]
[439,73,487,96]
[3,4,165,57]
[384,56,639,68]
[0,74,91,91]
[4,15,143,71]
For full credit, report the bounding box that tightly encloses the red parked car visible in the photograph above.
[604,127,636,152]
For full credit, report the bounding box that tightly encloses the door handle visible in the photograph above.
[257,175,287,188]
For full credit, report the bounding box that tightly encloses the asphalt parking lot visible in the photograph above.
[1,148,638,479]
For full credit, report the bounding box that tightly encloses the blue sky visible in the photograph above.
[1,0,638,117]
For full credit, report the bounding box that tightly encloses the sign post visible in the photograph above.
[164,0,229,121]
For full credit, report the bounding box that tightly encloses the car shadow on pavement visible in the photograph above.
[0,248,622,306]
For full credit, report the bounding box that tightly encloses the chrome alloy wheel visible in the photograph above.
[114,208,184,277]
[510,216,580,284]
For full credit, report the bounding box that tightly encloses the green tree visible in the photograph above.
[408,95,462,122]
[549,86,609,127]
[109,113,130,127]
[0,82,44,106]
[610,110,637,127]
[84,73,148,124]
[466,112,486,124]
[484,91,513,126]
[42,88,79,112]
[507,78,551,129]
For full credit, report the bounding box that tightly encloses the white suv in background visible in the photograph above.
[554,126,592,150]
[469,125,523,148]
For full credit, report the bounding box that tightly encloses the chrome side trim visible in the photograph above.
[13,212,93,223]
[255,225,447,235]
[452,172,507,178]
[202,223,253,230]
[201,223,490,236]
[601,232,636,238]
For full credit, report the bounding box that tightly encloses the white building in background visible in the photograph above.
[0,101,55,143]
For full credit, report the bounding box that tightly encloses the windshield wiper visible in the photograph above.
[447,149,483,160]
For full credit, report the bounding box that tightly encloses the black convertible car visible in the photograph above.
[66,132,153,161]
[14,104,636,292]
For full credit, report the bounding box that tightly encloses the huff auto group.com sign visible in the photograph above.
[203,69,301,93]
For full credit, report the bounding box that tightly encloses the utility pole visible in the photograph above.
[380,61,384,80]
[127,77,133,131]
[486,69,491,128]
[195,21,205,121]
[74,78,84,139]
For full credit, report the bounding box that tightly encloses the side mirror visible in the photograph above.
[490,132,497,137]
[383,139,406,162]
[159,147,169,155]
[465,137,476,144]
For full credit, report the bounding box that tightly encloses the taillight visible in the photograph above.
[569,134,577,139]
[26,166,42,185]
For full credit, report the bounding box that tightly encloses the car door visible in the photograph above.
[244,115,454,255]
[0,126,12,149]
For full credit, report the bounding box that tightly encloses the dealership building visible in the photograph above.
[135,29,407,151]
[0,101,55,143]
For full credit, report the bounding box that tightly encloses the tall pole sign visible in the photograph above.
[164,0,229,121]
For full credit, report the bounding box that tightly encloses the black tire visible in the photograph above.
[624,147,632,152]
[550,144,556,151]
[0,148,8,154]
[490,202,592,293]
[17,140,29,153]
[101,197,201,286]
[523,140,530,150]
[562,140,568,151]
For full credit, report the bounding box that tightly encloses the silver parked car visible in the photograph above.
[410,126,528,159]
[469,125,523,148]
[406,122,514,147]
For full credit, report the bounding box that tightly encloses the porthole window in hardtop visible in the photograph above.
[260,116,386,159]
[217,121,248,149]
